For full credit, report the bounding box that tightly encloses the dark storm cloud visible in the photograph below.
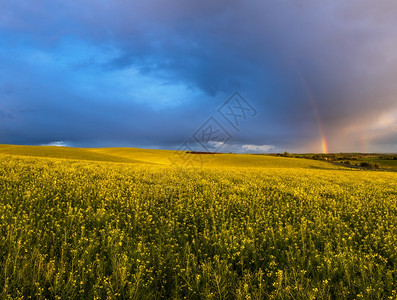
[1,0,397,152]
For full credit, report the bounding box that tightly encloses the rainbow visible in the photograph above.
[292,64,329,154]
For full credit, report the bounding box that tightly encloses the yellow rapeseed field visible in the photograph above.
[0,145,396,299]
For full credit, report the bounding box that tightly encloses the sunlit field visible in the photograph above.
[1,145,397,299]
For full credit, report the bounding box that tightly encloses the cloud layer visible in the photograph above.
[1,0,397,152]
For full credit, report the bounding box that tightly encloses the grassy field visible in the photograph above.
[282,152,397,171]
[0,145,397,299]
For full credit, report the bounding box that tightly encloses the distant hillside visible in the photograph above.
[0,145,145,164]
[0,144,347,170]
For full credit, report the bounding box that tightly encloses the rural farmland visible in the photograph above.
[2,1,397,299]
[1,145,396,299]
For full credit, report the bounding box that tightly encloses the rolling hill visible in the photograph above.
[0,144,346,170]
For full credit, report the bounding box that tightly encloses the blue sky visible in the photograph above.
[1,0,397,153]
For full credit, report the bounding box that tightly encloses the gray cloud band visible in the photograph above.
[1,1,397,152]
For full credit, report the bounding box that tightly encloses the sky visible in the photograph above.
[1,0,397,153]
